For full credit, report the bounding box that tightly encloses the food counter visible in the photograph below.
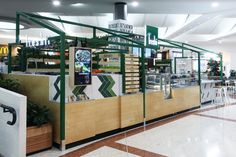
[4,73,201,146]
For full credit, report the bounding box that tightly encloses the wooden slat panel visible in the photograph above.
[125,85,140,89]
[125,77,140,81]
[125,89,140,93]
[125,73,140,77]
[125,69,139,73]
[125,81,140,85]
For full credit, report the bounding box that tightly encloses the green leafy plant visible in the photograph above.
[207,59,220,76]
[0,76,20,93]
[27,101,53,127]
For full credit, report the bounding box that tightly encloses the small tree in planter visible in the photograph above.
[207,59,221,80]
[26,101,53,154]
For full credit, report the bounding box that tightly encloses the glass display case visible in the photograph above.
[146,71,198,99]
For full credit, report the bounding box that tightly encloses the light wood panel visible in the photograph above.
[66,101,96,144]
[120,93,143,128]
[66,97,120,144]
[146,86,200,121]
[94,97,120,134]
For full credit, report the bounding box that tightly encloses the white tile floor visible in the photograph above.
[117,113,236,157]
[81,146,140,157]
[29,104,236,157]
[200,105,236,120]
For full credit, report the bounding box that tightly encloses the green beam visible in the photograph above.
[60,33,66,148]
[120,53,125,94]
[220,54,223,80]
[198,52,201,85]
[141,48,146,125]
[18,12,63,35]
[16,13,20,43]
[93,28,96,38]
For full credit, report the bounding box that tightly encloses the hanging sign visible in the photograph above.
[144,25,159,49]
[70,47,92,86]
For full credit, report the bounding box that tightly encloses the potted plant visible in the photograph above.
[26,101,53,154]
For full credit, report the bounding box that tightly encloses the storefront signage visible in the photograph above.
[74,48,92,85]
[26,40,50,47]
[145,25,159,49]
[0,46,8,56]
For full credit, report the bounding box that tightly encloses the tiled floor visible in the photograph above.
[30,103,236,157]
[81,146,140,157]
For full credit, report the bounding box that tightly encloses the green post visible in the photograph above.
[7,44,12,73]
[60,33,66,150]
[93,28,96,38]
[16,13,20,43]
[120,53,125,94]
[198,52,201,85]
[182,43,184,56]
[174,57,176,74]
[220,54,223,80]
[141,48,146,125]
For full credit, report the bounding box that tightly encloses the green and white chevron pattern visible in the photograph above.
[72,86,87,96]
[98,75,116,98]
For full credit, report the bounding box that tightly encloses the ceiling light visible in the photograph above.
[132,1,139,7]
[0,21,24,30]
[218,40,222,44]
[211,2,219,8]
[71,3,84,7]
[53,0,61,6]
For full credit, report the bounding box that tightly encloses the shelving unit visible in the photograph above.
[124,54,140,93]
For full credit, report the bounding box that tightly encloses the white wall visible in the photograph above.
[0,88,26,157]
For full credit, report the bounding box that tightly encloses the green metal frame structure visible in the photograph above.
[11,12,223,149]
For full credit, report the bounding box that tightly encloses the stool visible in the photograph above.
[213,87,223,105]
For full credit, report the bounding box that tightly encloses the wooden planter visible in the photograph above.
[26,123,52,154]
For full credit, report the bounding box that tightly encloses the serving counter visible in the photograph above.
[4,73,201,146]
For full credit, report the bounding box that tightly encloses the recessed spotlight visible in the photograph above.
[211,2,219,8]
[53,0,61,6]
[71,3,84,7]
[132,1,139,7]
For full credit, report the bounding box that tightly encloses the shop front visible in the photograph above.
[4,12,223,150]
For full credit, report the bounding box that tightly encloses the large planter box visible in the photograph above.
[26,123,52,154]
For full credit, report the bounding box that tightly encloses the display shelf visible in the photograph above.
[124,54,140,94]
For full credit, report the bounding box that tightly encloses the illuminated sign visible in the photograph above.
[74,48,92,85]
[0,47,8,55]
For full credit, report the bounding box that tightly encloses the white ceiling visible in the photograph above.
[1,0,236,47]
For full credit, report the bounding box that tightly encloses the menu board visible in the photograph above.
[74,48,92,85]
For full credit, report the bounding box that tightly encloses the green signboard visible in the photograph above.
[145,25,159,49]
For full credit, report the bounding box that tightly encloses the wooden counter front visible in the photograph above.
[146,86,200,121]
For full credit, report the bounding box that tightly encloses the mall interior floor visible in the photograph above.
[30,102,236,157]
